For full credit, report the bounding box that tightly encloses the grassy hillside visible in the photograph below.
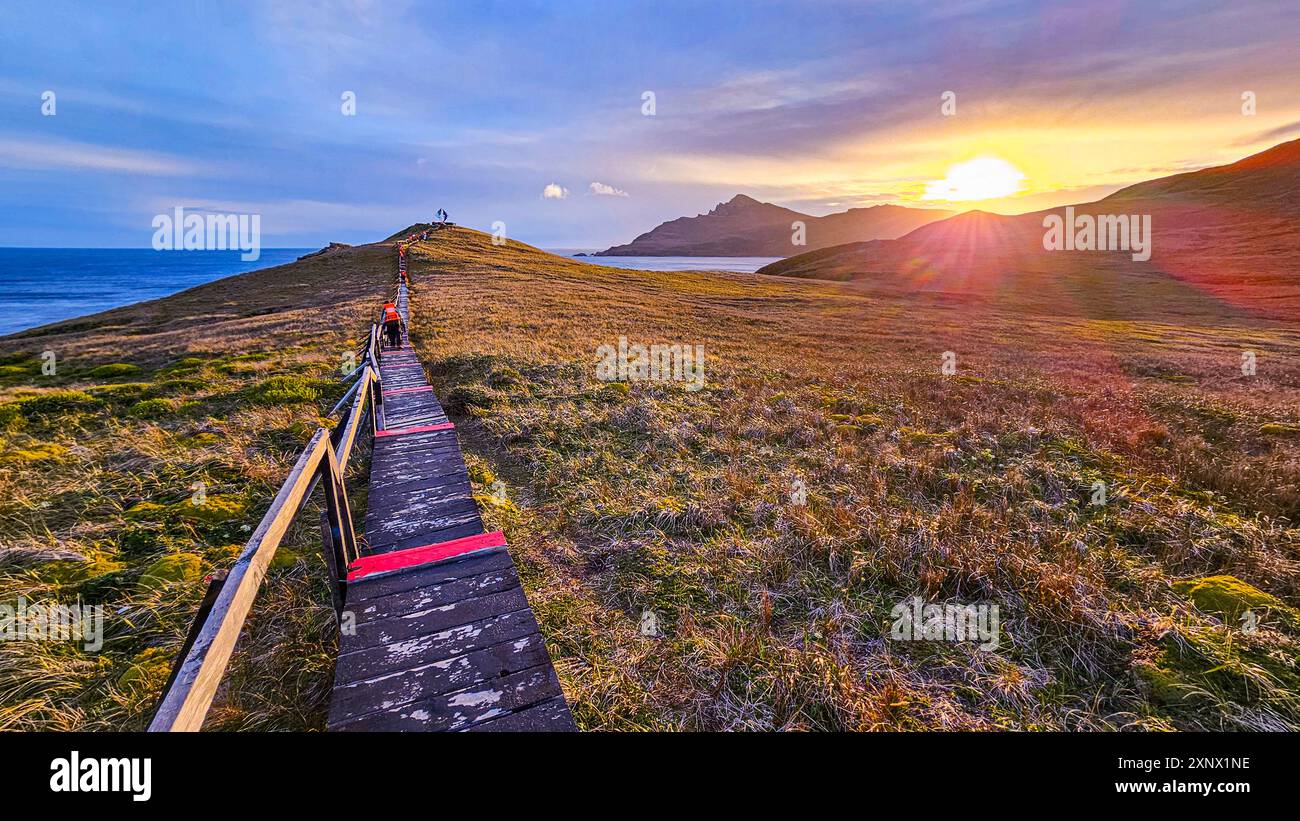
[405,227,1300,730]
[0,243,390,729]
[2,227,1297,731]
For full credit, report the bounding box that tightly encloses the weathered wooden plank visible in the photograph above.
[349,530,506,582]
[463,695,577,732]
[373,435,463,459]
[384,403,444,416]
[361,478,474,525]
[383,385,435,397]
[363,499,482,551]
[332,665,564,732]
[348,587,530,650]
[345,549,515,602]
[383,402,447,421]
[334,607,539,682]
[328,633,553,726]
[369,452,467,484]
[383,390,443,407]
[372,429,460,456]
[374,422,457,442]
[369,450,468,483]
[370,442,466,473]
[367,467,472,499]
[383,412,450,429]
[369,455,469,487]
[366,518,484,554]
[375,422,454,439]
[380,382,427,392]
[351,565,519,622]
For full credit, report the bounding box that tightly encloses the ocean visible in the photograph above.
[548,250,781,274]
[0,248,312,337]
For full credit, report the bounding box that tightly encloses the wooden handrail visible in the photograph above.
[151,311,399,730]
[150,431,332,731]
[334,365,376,472]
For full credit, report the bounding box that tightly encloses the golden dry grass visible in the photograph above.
[405,226,1300,731]
[1,227,1297,731]
[0,244,392,730]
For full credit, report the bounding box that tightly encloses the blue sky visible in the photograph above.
[1,0,1298,249]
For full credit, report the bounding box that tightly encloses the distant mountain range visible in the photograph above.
[756,138,1300,320]
[594,195,953,257]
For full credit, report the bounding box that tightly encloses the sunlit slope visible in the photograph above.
[758,139,1300,321]
[401,226,1300,731]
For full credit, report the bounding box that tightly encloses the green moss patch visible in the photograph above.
[0,441,69,464]
[173,494,247,524]
[127,398,175,419]
[115,647,175,693]
[87,363,142,379]
[35,554,127,586]
[138,553,204,590]
[1260,422,1300,437]
[86,382,153,402]
[1173,575,1300,631]
[6,390,100,418]
[246,375,329,405]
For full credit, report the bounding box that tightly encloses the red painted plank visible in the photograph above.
[383,385,435,397]
[347,531,508,581]
[375,422,455,438]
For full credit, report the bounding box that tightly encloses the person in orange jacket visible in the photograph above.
[382,303,403,349]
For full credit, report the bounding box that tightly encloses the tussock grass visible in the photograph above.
[408,227,1300,731]
[2,226,1296,732]
[0,244,392,730]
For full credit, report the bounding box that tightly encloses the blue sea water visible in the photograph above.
[0,248,313,336]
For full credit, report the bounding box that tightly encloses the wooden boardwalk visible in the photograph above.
[327,275,575,731]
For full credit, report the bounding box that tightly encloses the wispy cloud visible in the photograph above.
[1233,120,1300,147]
[0,137,199,176]
[588,181,628,197]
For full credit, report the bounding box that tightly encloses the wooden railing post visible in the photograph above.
[318,445,355,614]
[370,369,385,433]
[151,568,228,725]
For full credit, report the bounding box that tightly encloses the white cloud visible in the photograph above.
[588,181,628,197]
[542,182,569,199]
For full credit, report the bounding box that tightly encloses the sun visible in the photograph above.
[922,156,1026,202]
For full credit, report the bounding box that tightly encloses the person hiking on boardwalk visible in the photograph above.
[382,303,403,349]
